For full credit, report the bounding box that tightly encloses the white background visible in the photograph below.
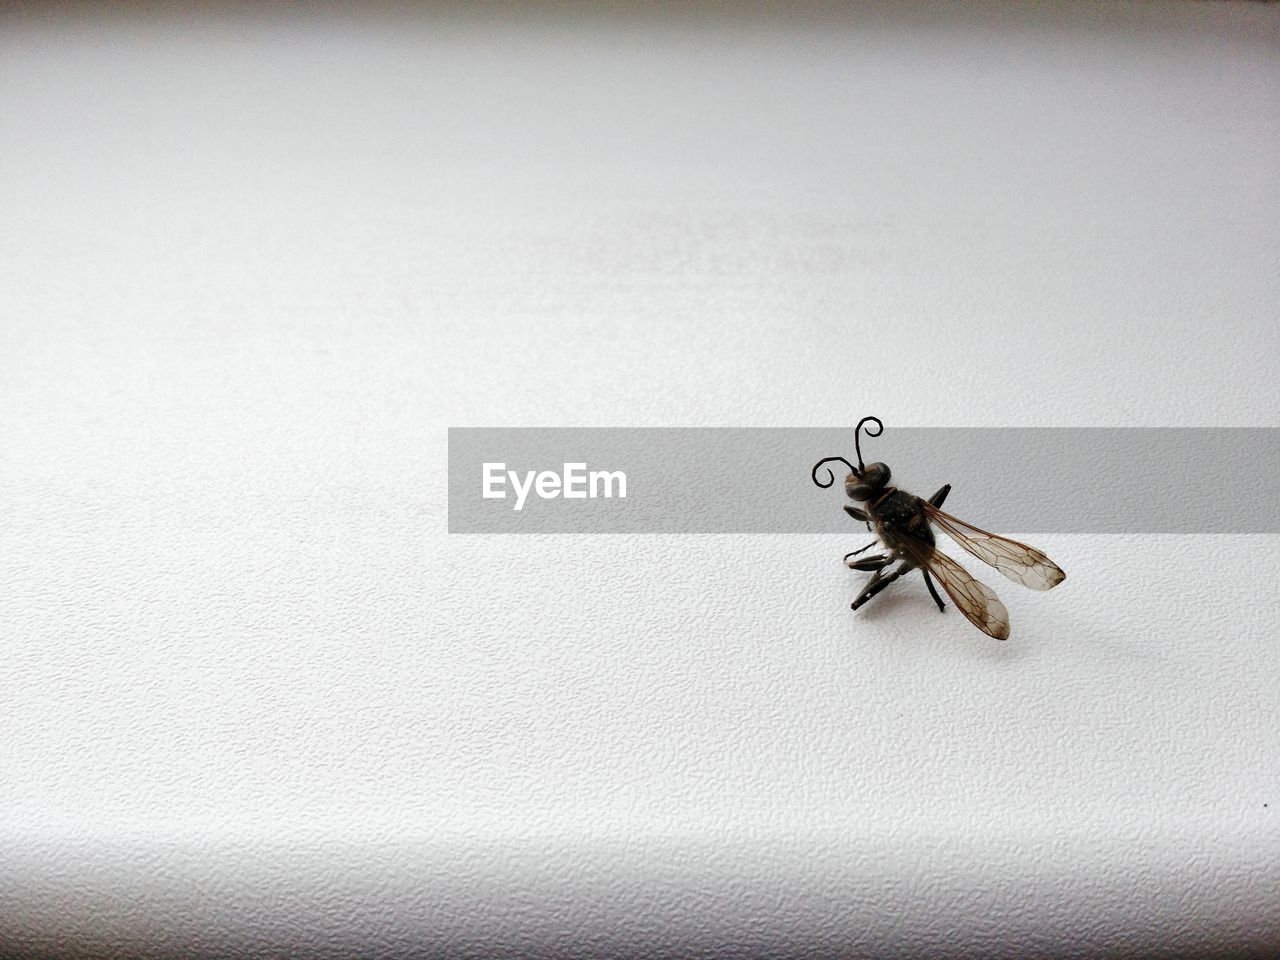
[2,3,1279,957]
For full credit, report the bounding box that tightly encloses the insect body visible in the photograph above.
[812,416,1065,639]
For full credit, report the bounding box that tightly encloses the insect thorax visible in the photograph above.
[872,490,935,546]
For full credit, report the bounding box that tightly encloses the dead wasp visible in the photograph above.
[812,416,1065,639]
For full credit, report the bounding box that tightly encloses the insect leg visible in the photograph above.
[922,569,947,613]
[851,561,912,610]
[843,541,879,563]
[847,554,892,572]
[843,504,872,533]
[851,574,891,610]
[922,485,952,610]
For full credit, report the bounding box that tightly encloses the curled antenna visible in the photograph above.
[812,416,885,489]
[854,415,883,471]
[811,456,856,489]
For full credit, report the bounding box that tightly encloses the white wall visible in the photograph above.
[2,3,1278,956]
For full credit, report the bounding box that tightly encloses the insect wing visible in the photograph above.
[921,503,1066,592]
[895,536,1011,640]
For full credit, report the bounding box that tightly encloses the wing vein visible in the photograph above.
[921,503,1066,592]
[894,535,1010,640]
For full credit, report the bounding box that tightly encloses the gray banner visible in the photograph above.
[447,428,1280,534]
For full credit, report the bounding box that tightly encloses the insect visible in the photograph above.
[811,416,1065,639]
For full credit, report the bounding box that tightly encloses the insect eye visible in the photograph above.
[846,481,873,501]
[863,462,891,486]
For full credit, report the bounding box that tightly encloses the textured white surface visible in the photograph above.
[2,3,1280,957]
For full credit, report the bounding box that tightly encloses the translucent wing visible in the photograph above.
[921,503,1066,592]
[895,536,1010,640]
